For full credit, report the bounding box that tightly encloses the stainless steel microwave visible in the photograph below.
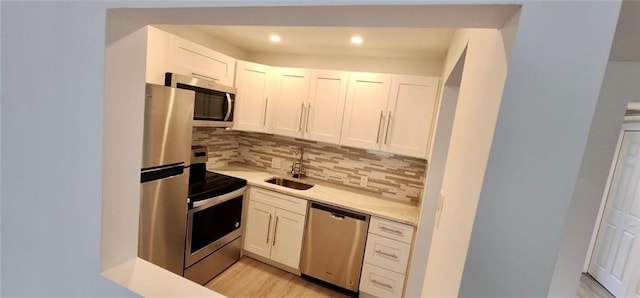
[165,72,237,128]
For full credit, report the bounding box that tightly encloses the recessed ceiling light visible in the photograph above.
[270,34,281,43]
[351,36,363,45]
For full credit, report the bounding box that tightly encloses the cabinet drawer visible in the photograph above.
[359,263,405,298]
[364,234,411,274]
[249,187,307,215]
[369,217,414,244]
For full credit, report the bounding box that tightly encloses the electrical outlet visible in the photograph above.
[360,176,368,187]
[271,158,281,169]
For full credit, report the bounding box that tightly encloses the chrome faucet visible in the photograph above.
[291,146,306,179]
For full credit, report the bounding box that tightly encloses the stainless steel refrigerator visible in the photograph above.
[138,84,195,275]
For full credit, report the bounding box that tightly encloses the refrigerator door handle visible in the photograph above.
[141,162,185,183]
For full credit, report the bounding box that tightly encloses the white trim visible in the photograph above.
[627,102,640,112]
[583,122,640,272]
[624,115,640,123]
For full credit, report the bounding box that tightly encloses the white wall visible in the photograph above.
[405,48,466,296]
[548,61,640,296]
[101,14,149,272]
[0,2,133,296]
[459,1,621,296]
[421,28,509,297]
[248,52,444,76]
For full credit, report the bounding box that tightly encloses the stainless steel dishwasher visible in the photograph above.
[300,202,370,292]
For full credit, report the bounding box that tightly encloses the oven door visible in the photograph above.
[185,187,245,268]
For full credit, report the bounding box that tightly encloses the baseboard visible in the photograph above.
[242,250,301,276]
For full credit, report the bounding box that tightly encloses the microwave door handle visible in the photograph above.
[224,93,233,121]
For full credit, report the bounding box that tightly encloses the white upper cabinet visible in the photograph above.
[304,70,349,144]
[145,27,441,159]
[340,73,440,158]
[234,60,273,132]
[269,68,311,138]
[145,26,170,85]
[166,34,236,86]
[340,73,392,150]
[267,69,348,144]
[382,75,440,158]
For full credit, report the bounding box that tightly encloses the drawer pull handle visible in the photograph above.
[371,279,393,289]
[266,214,272,244]
[299,102,305,131]
[263,98,269,126]
[375,250,398,259]
[380,226,403,235]
[305,103,311,132]
[376,111,384,143]
[272,216,279,246]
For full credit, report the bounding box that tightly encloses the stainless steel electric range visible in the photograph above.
[183,146,247,285]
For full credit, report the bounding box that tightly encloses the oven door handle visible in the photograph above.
[223,93,233,121]
[190,187,246,212]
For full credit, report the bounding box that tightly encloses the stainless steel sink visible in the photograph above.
[265,177,314,190]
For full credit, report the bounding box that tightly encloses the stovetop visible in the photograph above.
[188,165,247,204]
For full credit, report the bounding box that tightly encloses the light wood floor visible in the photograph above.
[206,257,353,298]
[209,258,613,298]
[576,273,614,298]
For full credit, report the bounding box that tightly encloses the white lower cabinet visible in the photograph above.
[243,187,307,270]
[360,263,406,298]
[364,234,411,275]
[244,200,276,259]
[269,208,305,268]
[360,217,415,298]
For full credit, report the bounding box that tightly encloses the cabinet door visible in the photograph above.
[270,208,306,269]
[243,200,276,259]
[234,60,271,132]
[269,68,310,138]
[167,35,236,86]
[382,75,440,158]
[340,73,391,150]
[304,70,348,144]
[145,26,170,85]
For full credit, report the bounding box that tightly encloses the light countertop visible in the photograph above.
[102,258,225,297]
[209,164,420,226]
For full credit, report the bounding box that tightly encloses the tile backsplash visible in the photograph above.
[192,128,427,203]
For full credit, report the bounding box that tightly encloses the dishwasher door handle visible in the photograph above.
[310,202,369,221]
[330,213,345,220]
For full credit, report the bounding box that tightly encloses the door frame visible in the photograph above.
[584,121,640,272]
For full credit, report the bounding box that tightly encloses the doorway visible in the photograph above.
[587,122,640,297]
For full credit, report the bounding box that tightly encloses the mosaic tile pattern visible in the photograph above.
[193,128,428,203]
[191,128,240,168]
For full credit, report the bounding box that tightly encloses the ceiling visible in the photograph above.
[191,25,456,60]
[168,0,638,63]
